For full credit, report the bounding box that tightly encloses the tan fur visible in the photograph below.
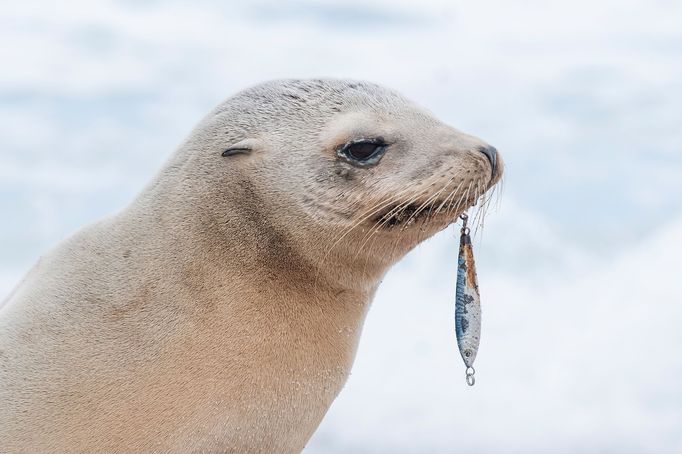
[0,79,502,452]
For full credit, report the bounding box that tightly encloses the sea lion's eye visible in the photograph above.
[337,138,387,167]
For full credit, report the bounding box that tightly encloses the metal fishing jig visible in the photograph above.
[455,213,481,386]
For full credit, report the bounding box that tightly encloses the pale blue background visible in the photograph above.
[1,1,681,452]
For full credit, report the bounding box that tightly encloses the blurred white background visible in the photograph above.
[1,0,681,452]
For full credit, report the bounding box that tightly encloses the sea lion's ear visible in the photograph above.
[221,138,262,157]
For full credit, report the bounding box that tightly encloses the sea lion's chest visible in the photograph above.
[161,320,355,452]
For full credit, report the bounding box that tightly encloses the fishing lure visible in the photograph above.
[455,213,481,386]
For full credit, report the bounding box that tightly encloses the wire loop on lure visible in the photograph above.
[465,367,476,386]
[459,213,470,235]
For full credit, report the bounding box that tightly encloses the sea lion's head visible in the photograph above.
[180,79,502,285]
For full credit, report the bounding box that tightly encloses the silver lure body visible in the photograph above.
[455,220,481,385]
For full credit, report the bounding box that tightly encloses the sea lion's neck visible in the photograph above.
[125,171,378,312]
[102,193,375,449]
[121,164,389,379]
[132,165,387,297]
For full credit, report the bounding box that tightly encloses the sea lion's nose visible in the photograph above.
[477,145,498,176]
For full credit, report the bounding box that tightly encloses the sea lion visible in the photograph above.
[0,79,502,452]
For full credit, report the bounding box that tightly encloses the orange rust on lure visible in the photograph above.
[455,212,481,386]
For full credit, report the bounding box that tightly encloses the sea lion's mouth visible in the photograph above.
[372,197,466,228]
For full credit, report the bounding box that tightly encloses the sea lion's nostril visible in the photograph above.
[477,145,498,176]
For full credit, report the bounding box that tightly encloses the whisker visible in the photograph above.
[435,180,464,215]
[401,176,456,228]
[312,184,420,290]
[408,176,460,248]
[354,187,430,258]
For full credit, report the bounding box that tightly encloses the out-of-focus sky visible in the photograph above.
[1,0,681,452]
